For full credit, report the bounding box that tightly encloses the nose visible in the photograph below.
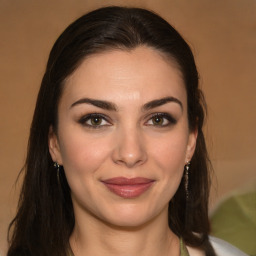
[112,126,147,168]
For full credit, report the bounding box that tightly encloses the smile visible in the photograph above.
[102,177,155,199]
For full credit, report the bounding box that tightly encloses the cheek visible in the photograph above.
[150,131,188,172]
[148,130,188,198]
[58,129,111,179]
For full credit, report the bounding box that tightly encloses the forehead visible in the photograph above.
[62,46,186,108]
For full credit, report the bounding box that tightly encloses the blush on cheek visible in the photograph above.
[153,138,187,170]
[59,134,111,178]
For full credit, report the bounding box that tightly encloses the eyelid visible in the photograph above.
[77,112,177,129]
[78,113,112,128]
[145,112,177,126]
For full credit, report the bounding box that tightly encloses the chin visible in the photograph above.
[98,203,163,229]
[104,214,153,229]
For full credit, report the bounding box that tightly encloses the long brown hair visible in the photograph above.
[8,6,214,256]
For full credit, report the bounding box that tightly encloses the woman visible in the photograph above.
[7,6,247,256]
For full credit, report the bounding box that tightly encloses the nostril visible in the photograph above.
[115,157,146,168]
[112,140,147,168]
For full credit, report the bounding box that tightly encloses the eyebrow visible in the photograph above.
[70,96,182,111]
[70,98,118,111]
[142,97,183,111]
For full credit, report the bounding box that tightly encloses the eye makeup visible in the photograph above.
[77,111,177,130]
[145,112,177,127]
[78,113,112,129]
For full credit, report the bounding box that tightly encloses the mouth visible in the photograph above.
[101,177,155,199]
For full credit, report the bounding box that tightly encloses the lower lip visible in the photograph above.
[102,182,154,198]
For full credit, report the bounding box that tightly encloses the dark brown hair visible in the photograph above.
[8,6,214,256]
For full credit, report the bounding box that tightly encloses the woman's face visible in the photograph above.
[49,46,197,227]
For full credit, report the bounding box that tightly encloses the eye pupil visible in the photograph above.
[91,117,102,125]
[153,116,163,125]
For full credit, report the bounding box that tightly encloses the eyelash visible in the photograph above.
[78,113,111,129]
[78,112,177,129]
[145,113,177,127]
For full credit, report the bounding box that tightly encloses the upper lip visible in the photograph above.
[102,177,155,185]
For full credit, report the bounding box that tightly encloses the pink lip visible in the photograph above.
[102,177,155,198]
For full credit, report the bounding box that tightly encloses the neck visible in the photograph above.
[69,206,180,256]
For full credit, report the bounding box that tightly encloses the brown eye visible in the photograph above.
[90,116,103,126]
[152,116,164,125]
[79,114,111,128]
[145,113,177,127]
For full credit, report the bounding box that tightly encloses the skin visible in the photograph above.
[49,46,197,256]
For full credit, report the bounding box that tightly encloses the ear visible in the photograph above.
[186,128,198,163]
[48,126,63,165]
